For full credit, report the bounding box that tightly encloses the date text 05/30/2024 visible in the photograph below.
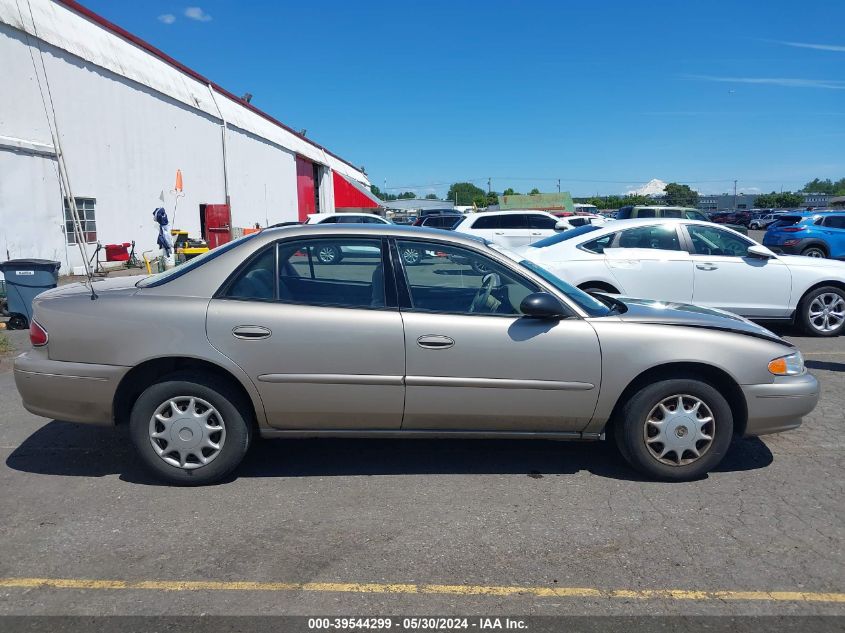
[307,617,528,630]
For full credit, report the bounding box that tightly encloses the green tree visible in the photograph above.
[502,188,519,196]
[663,182,699,207]
[396,191,416,200]
[754,191,805,208]
[447,182,486,206]
[424,193,439,200]
[528,188,541,195]
[802,178,836,194]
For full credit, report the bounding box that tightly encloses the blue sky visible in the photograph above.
[83,0,844,197]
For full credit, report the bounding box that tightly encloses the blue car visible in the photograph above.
[763,211,845,259]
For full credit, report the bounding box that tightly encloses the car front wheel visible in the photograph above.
[801,246,827,258]
[614,379,733,481]
[129,372,252,485]
[799,286,845,337]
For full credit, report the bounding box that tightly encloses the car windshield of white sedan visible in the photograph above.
[519,260,611,317]
[530,224,601,249]
[136,232,259,288]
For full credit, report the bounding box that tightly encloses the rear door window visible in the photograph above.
[527,214,558,229]
[614,225,681,250]
[472,215,500,229]
[824,216,845,229]
[635,208,657,218]
[662,209,683,218]
[498,214,529,229]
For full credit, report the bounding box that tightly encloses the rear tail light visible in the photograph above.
[781,227,804,232]
[30,320,48,347]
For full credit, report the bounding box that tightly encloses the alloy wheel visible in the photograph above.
[643,394,715,466]
[148,396,226,469]
[402,248,421,265]
[803,248,825,258]
[317,246,338,264]
[808,293,845,333]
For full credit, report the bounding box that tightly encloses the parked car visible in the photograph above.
[305,213,390,225]
[763,211,845,259]
[615,205,748,235]
[15,225,816,484]
[711,210,752,227]
[413,212,464,230]
[452,210,568,248]
[518,218,845,336]
[748,212,786,230]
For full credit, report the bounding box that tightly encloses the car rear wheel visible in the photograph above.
[316,245,343,264]
[129,372,252,485]
[798,286,845,337]
[400,246,423,266]
[801,246,827,258]
[614,379,733,481]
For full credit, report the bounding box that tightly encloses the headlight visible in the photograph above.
[768,351,804,376]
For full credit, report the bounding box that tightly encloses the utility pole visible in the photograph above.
[557,178,561,193]
[487,177,492,194]
[733,179,738,210]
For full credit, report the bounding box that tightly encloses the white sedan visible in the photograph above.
[517,218,845,336]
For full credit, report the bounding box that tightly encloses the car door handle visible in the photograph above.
[494,231,505,235]
[417,335,455,350]
[696,263,718,271]
[530,231,543,235]
[232,325,272,340]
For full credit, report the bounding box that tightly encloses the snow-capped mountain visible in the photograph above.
[626,179,667,197]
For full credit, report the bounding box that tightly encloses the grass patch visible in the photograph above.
[0,333,14,354]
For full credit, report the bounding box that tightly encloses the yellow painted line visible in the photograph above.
[0,577,843,603]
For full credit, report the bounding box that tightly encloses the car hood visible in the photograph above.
[612,297,790,346]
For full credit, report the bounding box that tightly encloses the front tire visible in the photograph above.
[798,286,845,337]
[614,379,733,481]
[129,373,252,485]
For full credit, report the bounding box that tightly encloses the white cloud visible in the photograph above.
[157,13,176,24]
[774,40,845,52]
[184,6,212,22]
[682,74,845,90]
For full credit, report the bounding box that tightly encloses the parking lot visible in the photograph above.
[0,314,842,618]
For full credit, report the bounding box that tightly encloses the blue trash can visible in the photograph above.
[0,259,61,330]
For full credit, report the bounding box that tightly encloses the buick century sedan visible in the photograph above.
[14,225,818,484]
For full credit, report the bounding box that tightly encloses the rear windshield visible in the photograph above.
[770,215,803,229]
[137,232,258,288]
[530,224,601,248]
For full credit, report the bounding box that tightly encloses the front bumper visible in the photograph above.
[13,351,129,426]
[741,372,819,436]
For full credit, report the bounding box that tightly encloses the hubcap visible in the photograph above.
[148,396,226,469]
[318,247,336,263]
[808,293,845,332]
[806,249,824,258]
[403,249,420,264]
[643,394,715,466]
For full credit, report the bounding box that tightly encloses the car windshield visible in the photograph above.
[136,232,259,288]
[519,260,612,317]
[530,224,601,248]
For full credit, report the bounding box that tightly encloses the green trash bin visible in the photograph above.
[0,259,61,330]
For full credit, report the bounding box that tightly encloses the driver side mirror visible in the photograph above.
[554,220,569,231]
[747,244,775,259]
[520,292,566,319]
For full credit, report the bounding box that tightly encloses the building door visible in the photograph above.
[200,204,231,249]
[296,156,318,222]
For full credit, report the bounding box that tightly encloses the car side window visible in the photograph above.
[636,209,656,218]
[824,216,845,229]
[395,240,538,316]
[226,246,277,300]
[472,215,499,229]
[686,225,751,257]
[613,225,681,250]
[338,216,365,224]
[317,216,338,224]
[684,210,707,221]
[276,238,386,308]
[499,214,529,229]
[528,214,557,229]
[662,209,683,218]
[363,216,386,224]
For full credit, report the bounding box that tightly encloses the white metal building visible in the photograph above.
[0,0,375,273]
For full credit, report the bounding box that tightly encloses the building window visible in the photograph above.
[64,197,97,244]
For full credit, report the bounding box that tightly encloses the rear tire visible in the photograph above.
[801,246,827,258]
[316,245,343,265]
[614,379,733,481]
[798,286,845,337]
[129,372,252,485]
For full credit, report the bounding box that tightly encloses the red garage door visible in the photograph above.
[296,156,317,222]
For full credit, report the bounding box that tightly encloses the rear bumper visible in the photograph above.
[13,351,129,425]
[741,373,819,436]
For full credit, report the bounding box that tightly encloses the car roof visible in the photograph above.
[466,209,557,217]
[631,205,700,211]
